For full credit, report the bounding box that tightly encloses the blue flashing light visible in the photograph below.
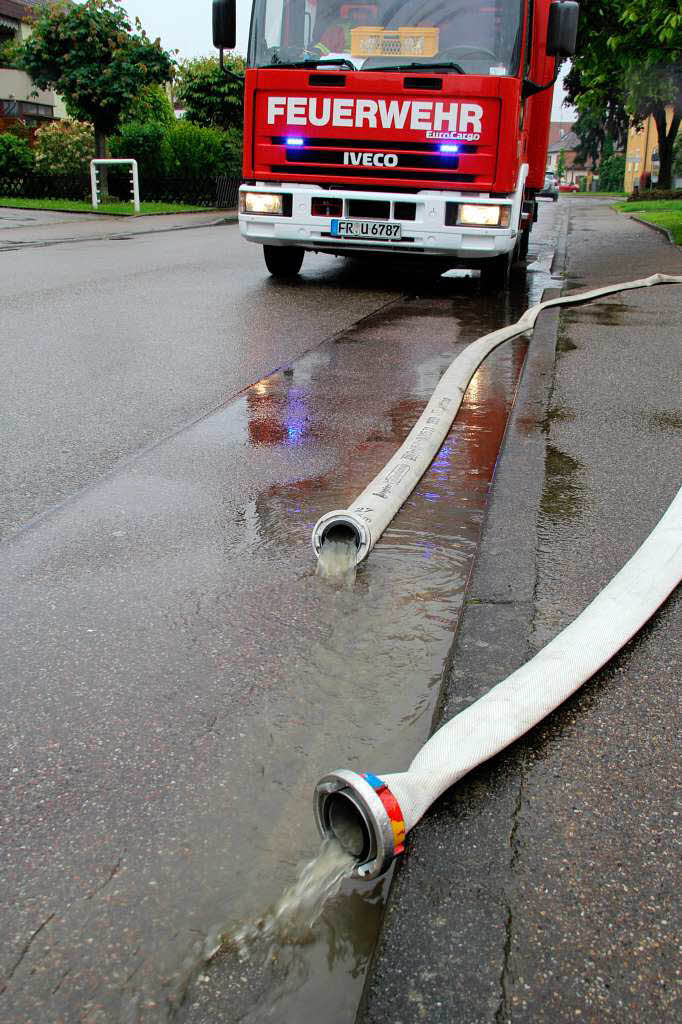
[286,137,305,146]
[439,144,459,153]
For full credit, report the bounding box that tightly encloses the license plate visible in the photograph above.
[331,219,402,240]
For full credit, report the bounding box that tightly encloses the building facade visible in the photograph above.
[0,0,66,132]
[546,127,591,187]
[624,106,680,193]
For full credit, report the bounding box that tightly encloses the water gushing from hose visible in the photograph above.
[224,839,356,958]
[315,525,358,586]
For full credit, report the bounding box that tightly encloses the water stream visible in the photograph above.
[227,839,356,957]
[315,537,358,588]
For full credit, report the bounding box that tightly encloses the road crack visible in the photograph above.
[1,912,55,992]
[84,851,126,901]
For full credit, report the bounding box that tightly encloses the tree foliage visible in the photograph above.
[174,56,245,132]
[566,0,681,189]
[124,84,175,127]
[161,121,242,178]
[17,0,175,154]
[674,132,682,176]
[110,121,243,180]
[0,133,35,177]
[110,121,167,178]
[598,154,626,191]
[34,119,95,175]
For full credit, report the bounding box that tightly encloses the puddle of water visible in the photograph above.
[184,855,387,1024]
[539,444,585,525]
[176,332,532,1024]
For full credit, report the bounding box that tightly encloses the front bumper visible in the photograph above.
[238,180,526,260]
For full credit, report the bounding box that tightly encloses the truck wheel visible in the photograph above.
[263,245,304,278]
[479,251,511,291]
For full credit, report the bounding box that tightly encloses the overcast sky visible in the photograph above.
[121,1,574,120]
[120,1,252,59]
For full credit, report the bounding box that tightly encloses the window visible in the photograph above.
[0,99,54,119]
[249,0,525,75]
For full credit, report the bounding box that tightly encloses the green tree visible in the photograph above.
[0,133,35,177]
[110,121,168,178]
[17,0,174,163]
[124,84,175,127]
[161,121,240,178]
[598,154,626,191]
[34,120,95,175]
[673,132,682,177]
[557,149,566,180]
[566,0,681,189]
[0,35,20,69]
[175,55,245,131]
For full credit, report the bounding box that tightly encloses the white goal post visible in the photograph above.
[90,159,140,213]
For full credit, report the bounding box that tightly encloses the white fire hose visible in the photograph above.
[313,273,682,879]
[312,273,682,563]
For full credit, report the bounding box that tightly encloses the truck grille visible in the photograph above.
[260,136,489,186]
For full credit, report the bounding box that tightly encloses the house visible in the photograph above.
[0,0,66,133]
[624,106,680,192]
[546,127,592,187]
[548,120,575,149]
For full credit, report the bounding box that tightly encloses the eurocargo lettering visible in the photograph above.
[212,0,579,285]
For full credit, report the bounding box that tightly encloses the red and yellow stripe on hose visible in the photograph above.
[361,772,406,855]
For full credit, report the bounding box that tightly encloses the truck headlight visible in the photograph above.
[240,192,285,215]
[458,204,511,227]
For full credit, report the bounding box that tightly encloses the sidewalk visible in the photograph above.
[0,208,236,250]
[359,200,681,1023]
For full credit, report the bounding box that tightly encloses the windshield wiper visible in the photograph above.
[267,57,356,70]
[365,61,465,74]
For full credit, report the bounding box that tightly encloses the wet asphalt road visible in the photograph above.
[1,226,396,540]
[1,207,562,1023]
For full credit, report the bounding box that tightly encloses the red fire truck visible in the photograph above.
[213,0,578,286]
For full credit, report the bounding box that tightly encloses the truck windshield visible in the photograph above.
[248,0,525,76]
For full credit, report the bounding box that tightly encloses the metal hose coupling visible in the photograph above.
[311,510,372,564]
[314,769,406,880]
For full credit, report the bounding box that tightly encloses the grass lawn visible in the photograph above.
[0,198,210,216]
[563,191,626,198]
[614,199,682,245]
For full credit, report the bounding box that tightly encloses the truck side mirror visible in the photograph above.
[546,1,579,57]
[213,0,236,51]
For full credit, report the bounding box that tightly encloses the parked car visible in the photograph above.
[539,173,559,201]
[560,182,580,192]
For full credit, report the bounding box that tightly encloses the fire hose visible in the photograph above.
[312,273,682,564]
[313,274,682,879]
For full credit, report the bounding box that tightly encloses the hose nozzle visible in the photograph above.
[313,769,405,880]
[311,511,372,564]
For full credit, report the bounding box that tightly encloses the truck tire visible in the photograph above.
[479,251,512,291]
[263,245,304,278]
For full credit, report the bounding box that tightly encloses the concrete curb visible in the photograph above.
[628,213,680,249]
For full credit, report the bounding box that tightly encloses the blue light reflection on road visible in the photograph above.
[284,388,308,447]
